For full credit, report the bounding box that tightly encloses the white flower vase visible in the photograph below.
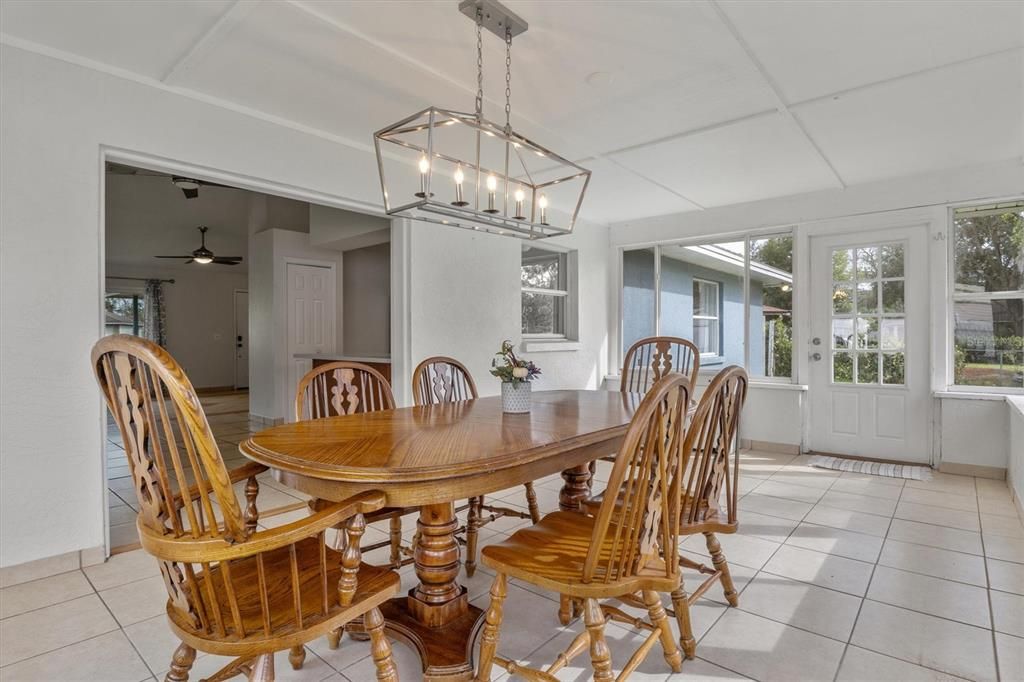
[501,381,531,414]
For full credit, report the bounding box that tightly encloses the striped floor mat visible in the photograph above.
[808,455,933,481]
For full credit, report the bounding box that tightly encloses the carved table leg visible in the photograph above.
[379,501,482,681]
[558,464,593,624]
[559,464,593,512]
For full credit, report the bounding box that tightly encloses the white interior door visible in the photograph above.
[286,263,335,417]
[808,226,929,462]
[234,290,249,389]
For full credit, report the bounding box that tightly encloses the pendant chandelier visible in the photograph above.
[373,0,591,240]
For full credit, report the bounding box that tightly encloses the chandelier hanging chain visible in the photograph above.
[373,0,590,239]
[504,27,512,133]
[475,9,484,118]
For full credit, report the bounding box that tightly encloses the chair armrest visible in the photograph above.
[141,489,387,563]
[172,461,269,510]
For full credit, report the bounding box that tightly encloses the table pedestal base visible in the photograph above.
[380,593,484,681]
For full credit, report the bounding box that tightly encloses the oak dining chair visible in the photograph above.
[295,361,417,572]
[585,365,749,659]
[93,336,400,682]
[412,356,542,577]
[663,364,748,657]
[591,336,701,474]
[475,373,693,681]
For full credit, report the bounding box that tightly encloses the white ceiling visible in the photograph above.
[4,0,1022,224]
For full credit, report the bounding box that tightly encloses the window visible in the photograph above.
[951,202,1024,389]
[621,233,794,379]
[521,246,573,337]
[692,279,720,355]
[104,293,146,337]
[830,243,906,386]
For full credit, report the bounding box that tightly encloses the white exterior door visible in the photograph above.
[234,290,249,389]
[286,263,335,418]
[808,226,929,462]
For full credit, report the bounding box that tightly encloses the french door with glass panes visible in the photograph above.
[808,226,929,462]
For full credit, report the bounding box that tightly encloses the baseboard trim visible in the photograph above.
[740,439,801,455]
[249,413,284,426]
[1011,485,1023,519]
[938,461,1007,480]
[0,545,106,588]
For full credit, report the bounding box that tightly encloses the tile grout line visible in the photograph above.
[80,569,161,680]
[977,476,1002,682]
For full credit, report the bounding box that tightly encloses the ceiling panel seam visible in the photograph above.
[161,0,259,84]
[708,0,847,189]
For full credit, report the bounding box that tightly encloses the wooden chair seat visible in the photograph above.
[480,511,679,597]
[169,537,401,656]
[583,488,738,535]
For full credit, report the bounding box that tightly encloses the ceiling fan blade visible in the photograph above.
[154,255,193,259]
[184,259,195,264]
[181,187,199,199]
[212,257,243,265]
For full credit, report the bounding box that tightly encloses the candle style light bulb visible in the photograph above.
[415,155,432,198]
[452,164,468,206]
[484,174,499,213]
[513,187,526,220]
[538,194,549,225]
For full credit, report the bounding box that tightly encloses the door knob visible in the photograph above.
[812,337,822,345]
[811,352,822,361]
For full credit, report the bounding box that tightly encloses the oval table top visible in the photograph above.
[239,389,641,504]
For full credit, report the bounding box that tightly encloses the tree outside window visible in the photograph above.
[952,204,1024,389]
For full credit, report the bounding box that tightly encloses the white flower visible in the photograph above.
[512,366,528,378]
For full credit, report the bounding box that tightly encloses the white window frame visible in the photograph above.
[692,277,721,357]
[946,201,1024,394]
[521,245,578,341]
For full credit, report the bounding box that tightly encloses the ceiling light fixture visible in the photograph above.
[373,0,590,240]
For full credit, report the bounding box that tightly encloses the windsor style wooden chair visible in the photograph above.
[296,360,418,580]
[591,337,700,473]
[475,373,693,681]
[585,365,749,659]
[93,336,400,682]
[411,356,541,577]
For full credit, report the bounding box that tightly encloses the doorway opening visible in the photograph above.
[101,157,394,553]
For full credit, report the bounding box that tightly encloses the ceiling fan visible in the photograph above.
[155,226,243,265]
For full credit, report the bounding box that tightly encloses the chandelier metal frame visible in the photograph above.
[372,0,591,240]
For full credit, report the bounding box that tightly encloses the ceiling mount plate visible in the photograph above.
[458,0,528,39]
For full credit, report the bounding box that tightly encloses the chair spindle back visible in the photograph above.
[412,356,478,406]
[295,362,395,421]
[621,336,700,395]
[584,373,692,585]
[680,366,748,527]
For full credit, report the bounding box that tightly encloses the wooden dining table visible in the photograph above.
[239,389,641,681]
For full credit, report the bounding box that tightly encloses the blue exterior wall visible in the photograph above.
[622,250,765,375]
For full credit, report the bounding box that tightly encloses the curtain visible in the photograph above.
[143,279,167,347]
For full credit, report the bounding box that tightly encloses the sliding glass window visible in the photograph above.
[621,233,794,380]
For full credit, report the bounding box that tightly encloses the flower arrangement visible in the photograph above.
[490,340,541,386]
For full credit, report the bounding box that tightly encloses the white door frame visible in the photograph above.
[233,289,249,389]
[797,214,934,462]
[97,145,401,558]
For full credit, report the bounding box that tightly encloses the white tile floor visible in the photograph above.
[5,450,1023,681]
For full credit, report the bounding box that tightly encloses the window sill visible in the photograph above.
[604,375,807,391]
[933,390,1016,401]
[522,340,581,353]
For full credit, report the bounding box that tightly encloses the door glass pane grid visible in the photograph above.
[831,242,906,386]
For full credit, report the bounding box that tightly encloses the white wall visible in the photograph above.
[0,45,386,567]
[310,204,390,251]
[406,217,611,399]
[1008,398,1024,508]
[938,396,1009,470]
[106,266,247,388]
[343,243,390,357]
